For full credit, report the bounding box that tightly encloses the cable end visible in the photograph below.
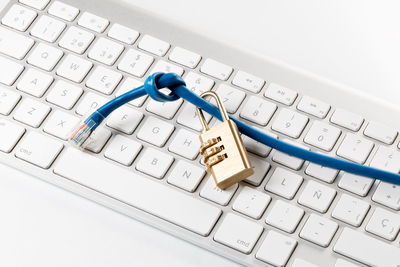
[69,109,105,150]
[69,119,96,149]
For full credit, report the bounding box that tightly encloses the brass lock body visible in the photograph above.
[196,91,254,189]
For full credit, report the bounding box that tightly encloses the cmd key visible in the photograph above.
[15,132,63,168]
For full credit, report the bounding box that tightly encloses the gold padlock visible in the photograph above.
[196,91,254,189]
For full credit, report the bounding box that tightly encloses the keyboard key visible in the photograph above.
[266,200,304,233]
[56,54,93,83]
[242,132,274,158]
[232,186,271,219]
[300,214,338,247]
[149,60,184,76]
[338,173,374,197]
[146,94,183,119]
[75,92,108,116]
[200,58,233,81]
[366,207,400,241]
[48,1,79,21]
[86,66,122,95]
[364,121,398,144]
[88,37,124,65]
[256,230,297,266]
[244,154,270,186]
[0,119,25,153]
[370,146,400,173]
[169,47,201,68]
[298,180,336,213]
[240,96,276,126]
[214,213,263,254]
[297,95,330,118]
[46,80,82,110]
[336,133,374,164]
[184,72,214,95]
[83,127,111,153]
[265,167,303,199]
[30,15,66,42]
[136,116,174,147]
[232,70,264,93]
[58,26,94,54]
[333,227,400,266]
[15,132,63,168]
[168,129,200,160]
[138,34,170,56]
[104,134,142,166]
[271,108,308,138]
[0,27,34,59]
[105,105,143,134]
[0,87,21,115]
[272,139,309,170]
[330,108,364,131]
[264,83,297,105]
[1,4,37,31]
[305,163,339,183]
[27,43,63,71]
[54,148,221,236]
[117,49,154,77]
[19,0,50,10]
[0,56,24,86]
[115,77,148,107]
[215,84,246,113]
[107,23,139,45]
[43,110,79,140]
[13,98,50,127]
[136,147,174,178]
[17,68,53,97]
[176,103,211,132]
[331,194,370,227]
[167,160,205,192]
[372,182,400,210]
[304,121,341,151]
[78,12,109,33]
[200,176,238,206]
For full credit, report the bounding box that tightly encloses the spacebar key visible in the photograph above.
[333,227,400,266]
[54,148,221,236]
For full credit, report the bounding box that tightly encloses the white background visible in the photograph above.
[1,0,399,266]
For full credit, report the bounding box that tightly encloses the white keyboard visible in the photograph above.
[0,0,399,266]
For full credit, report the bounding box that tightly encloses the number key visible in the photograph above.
[215,84,245,113]
[240,96,276,126]
[271,108,308,138]
[304,121,341,151]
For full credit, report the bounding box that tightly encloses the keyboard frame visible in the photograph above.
[0,0,399,266]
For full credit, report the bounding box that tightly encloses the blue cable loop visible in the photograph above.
[91,72,400,185]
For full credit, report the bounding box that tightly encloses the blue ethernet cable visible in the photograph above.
[70,72,400,185]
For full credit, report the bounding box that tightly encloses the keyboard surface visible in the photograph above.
[0,0,399,266]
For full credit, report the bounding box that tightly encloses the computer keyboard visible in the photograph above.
[0,0,399,266]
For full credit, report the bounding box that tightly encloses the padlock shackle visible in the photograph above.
[195,91,230,131]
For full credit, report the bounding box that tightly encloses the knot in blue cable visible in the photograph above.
[144,72,186,102]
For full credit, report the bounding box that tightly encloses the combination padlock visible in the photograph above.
[196,91,254,189]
